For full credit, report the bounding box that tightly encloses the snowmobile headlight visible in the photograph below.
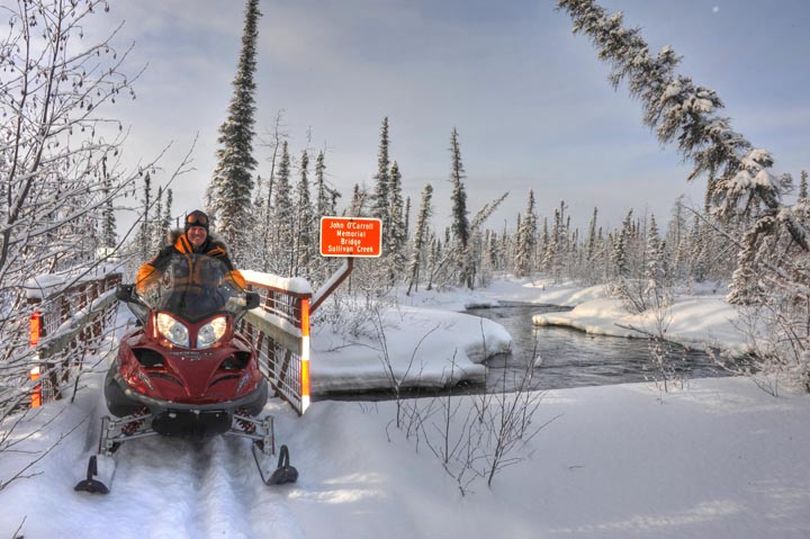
[156,313,189,348]
[197,316,228,349]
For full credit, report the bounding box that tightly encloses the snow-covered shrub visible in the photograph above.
[729,301,810,396]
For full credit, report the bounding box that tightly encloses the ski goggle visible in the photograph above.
[186,213,208,227]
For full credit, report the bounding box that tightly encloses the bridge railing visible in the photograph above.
[240,270,313,416]
[24,271,122,405]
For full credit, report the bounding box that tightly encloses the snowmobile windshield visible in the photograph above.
[140,254,248,322]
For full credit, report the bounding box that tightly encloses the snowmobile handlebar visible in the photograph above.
[116,284,138,303]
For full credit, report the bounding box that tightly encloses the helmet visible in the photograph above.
[184,210,209,233]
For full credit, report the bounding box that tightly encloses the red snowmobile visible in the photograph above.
[75,254,297,494]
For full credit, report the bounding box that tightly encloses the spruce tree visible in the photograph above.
[295,150,314,276]
[426,235,439,291]
[388,161,407,270]
[612,210,634,279]
[139,172,152,259]
[272,141,294,274]
[371,117,391,222]
[407,183,433,294]
[153,186,164,248]
[558,0,810,310]
[542,209,562,281]
[315,150,330,216]
[688,216,708,283]
[645,214,669,308]
[449,127,469,249]
[404,196,411,239]
[448,127,471,285]
[586,207,598,262]
[349,183,367,216]
[163,188,174,237]
[514,190,537,277]
[208,0,261,259]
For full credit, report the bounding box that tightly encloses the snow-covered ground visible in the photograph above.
[3,278,808,538]
[534,295,749,353]
[2,374,809,539]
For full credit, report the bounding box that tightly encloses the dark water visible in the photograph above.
[469,303,726,392]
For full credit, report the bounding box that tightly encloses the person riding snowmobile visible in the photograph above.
[136,210,247,294]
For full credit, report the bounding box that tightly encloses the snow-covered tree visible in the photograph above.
[163,189,174,240]
[315,150,331,216]
[449,128,470,250]
[153,186,164,248]
[371,117,391,222]
[207,0,261,261]
[612,210,633,278]
[294,150,314,276]
[514,190,538,277]
[404,196,411,239]
[272,142,294,274]
[0,0,154,456]
[556,0,808,289]
[407,184,433,295]
[644,214,670,308]
[139,173,153,259]
[586,207,598,262]
[542,208,564,282]
[448,128,472,286]
[387,161,407,273]
[349,183,368,217]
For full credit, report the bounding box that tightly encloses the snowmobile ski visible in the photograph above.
[74,454,116,494]
[253,443,298,485]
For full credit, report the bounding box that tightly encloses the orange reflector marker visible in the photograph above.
[300,298,311,413]
[30,366,41,408]
[301,299,310,338]
[29,311,42,347]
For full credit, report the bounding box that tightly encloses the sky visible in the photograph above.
[82,0,810,236]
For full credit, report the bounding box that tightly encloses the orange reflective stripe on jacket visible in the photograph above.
[174,234,194,254]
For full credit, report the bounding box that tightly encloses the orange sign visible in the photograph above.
[320,216,383,257]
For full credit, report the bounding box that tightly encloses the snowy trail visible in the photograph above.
[70,392,305,538]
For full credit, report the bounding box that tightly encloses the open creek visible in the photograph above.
[316,303,727,401]
[470,303,725,392]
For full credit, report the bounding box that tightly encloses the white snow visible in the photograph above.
[23,264,121,300]
[2,278,808,538]
[2,373,809,538]
[240,270,313,295]
[312,304,511,393]
[534,295,749,353]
